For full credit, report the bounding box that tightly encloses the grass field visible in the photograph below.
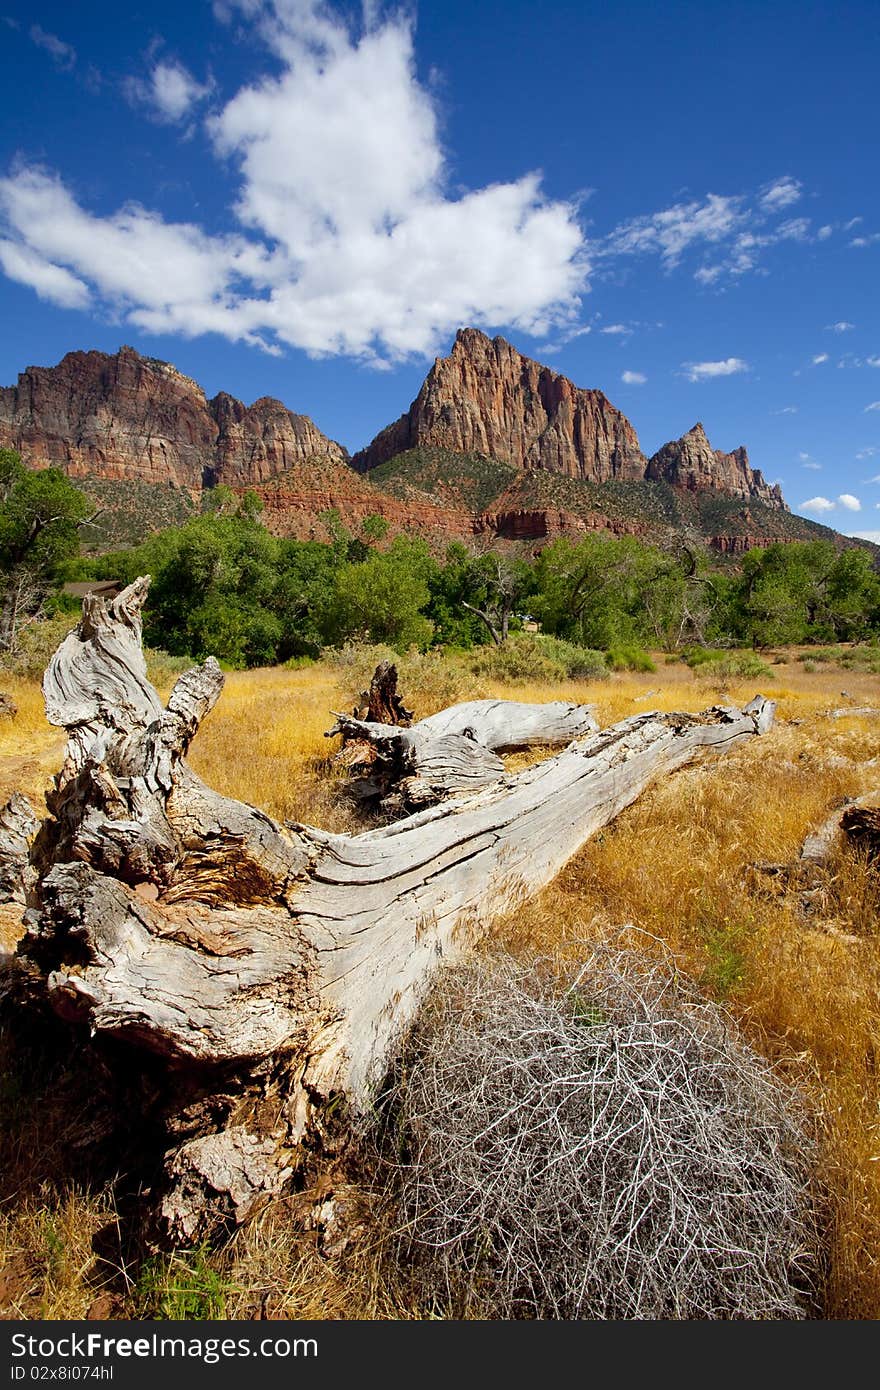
[1,646,879,1318]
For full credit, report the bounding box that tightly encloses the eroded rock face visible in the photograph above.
[646,424,786,510]
[352,330,787,512]
[0,347,348,490]
[352,327,648,482]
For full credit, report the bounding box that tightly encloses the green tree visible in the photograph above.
[0,449,91,649]
[333,536,437,649]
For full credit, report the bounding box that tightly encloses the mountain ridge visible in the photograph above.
[1,332,869,560]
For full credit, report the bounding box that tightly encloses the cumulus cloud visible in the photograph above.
[621,370,646,384]
[682,358,748,382]
[601,323,631,336]
[800,496,835,513]
[850,233,880,248]
[812,353,829,365]
[29,25,76,71]
[838,493,862,511]
[0,3,587,362]
[867,356,880,368]
[125,60,214,123]
[825,321,855,332]
[0,237,89,308]
[866,402,880,412]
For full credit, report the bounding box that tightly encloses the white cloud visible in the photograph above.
[125,60,214,123]
[0,5,587,362]
[29,25,76,71]
[825,320,854,332]
[605,193,745,269]
[839,493,862,511]
[850,233,880,248]
[801,496,835,513]
[812,353,829,365]
[0,237,89,308]
[600,323,631,336]
[772,405,798,414]
[605,176,819,287]
[866,402,880,412]
[621,370,646,385]
[759,177,802,212]
[867,356,880,368]
[817,224,833,240]
[683,357,748,382]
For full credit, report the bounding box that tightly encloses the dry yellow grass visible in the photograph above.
[2,649,880,1318]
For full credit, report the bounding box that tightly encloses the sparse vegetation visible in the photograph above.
[2,644,880,1319]
[382,944,818,1319]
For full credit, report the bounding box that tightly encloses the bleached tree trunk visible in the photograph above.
[17,578,776,1240]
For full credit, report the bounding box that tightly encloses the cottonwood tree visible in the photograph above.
[0,449,92,651]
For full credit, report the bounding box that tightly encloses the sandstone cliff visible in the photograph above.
[0,346,348,491]
[646,423,786,510]
[352,329,787,512]
[352,327,647,482]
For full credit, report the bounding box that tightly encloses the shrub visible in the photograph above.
[382,946,818,1320]
[605,644,656,673]
[682,646,729,668]
[468,634,565,684]
[532,635,608,679]
[700,653,775,681]
[0,617,76,679]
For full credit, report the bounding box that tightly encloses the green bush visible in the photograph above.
[700,653,774,681]
[469,634,568,684]
[0,616,77,679]
[605,645,656,673]
[532,635,608,679]
[682,646,730,668]
[797,645,880,674]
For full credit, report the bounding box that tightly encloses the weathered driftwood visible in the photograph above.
[328,695,599,806]
[0,792,37,904]
[799,794,879,864]
[352,659,413,725]
[18,578,776,1239]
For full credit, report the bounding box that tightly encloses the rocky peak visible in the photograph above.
[0,346,347,492]
[647,422,787,510]
[352,326,648,482]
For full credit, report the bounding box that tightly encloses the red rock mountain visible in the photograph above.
[0,333,796,557]
[352,327,647,482]
[0,346,348,490]
[352,327,786,511]
[646,422,785,508]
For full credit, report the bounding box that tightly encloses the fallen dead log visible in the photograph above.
[800,794,880,864]
[0,792,37,904]
[327,696,599,806]
[15,578,775,1240]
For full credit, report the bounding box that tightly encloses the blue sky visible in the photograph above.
[1,1,879,538]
